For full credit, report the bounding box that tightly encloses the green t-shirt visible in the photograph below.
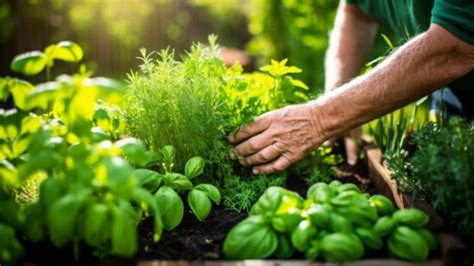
[345,0,474,91]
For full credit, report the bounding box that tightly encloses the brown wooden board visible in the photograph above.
[136,259,443,266]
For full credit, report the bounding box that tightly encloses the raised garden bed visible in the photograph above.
[19,142,453,266]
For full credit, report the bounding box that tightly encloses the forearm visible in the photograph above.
[325,3,378,92]
[313,24,474,141]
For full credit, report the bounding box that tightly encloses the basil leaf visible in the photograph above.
[10,51,47,75]
[155,186,184,230]
[165,173,193,191]
[194,183,220,204]
[134,169,162,192]
[184,156,205,179]
[187,189,211,221]
[223,215,278,259]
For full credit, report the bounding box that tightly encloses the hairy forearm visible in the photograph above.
[313,24,474,141]
[325,3,378,92]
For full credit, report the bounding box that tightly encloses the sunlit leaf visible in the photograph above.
[188,189,211,221]
[84,77,125,104]
[10,51,47,75]
[46,41,84,63]
[25,81,62,110]
[290,78,308,90]
[9,79,35,110]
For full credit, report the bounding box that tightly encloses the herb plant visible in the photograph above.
[290,145,343,185]
[0,42,164,265]
[389,119,474,242]
[223,183,437,262]
[125,36,233,180]
[222,173,286,213]
[134,145,221,228]
[124,36,310,211]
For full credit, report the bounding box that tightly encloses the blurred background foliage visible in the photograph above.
[0,0,390,94]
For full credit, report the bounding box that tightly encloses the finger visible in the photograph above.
[234,131,273,157]
[253,155,292,175]
[240,144,280,166]
[227,113,272,144]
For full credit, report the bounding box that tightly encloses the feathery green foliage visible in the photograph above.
[124,36,233,180]
[389,119,474,242]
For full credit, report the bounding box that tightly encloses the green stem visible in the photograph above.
[46,66,51,82]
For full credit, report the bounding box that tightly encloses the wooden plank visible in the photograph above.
[137,260,443,266]
[438,233,469,266]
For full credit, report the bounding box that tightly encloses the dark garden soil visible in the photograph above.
[20,141,385,265]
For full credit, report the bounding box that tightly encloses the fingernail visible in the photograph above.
[253,168,259,174]
[227,135,234,143]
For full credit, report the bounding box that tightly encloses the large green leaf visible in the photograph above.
[155,186,184,230]
[223,215,278,259]
[164,173,193,191]
[84,77,125,104]
[188,189,211,221]
[25,81,61,110]
[45,41,83,63]
[194,184,221,205]
[115,138,149,166]
[10,51,47,75]
[184,156,205,179]
[133,168,162,192]
[9,79,35,110]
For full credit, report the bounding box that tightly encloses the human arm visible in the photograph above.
[228,24,474,174]
[324,2,378,164]
[324,2,378,92]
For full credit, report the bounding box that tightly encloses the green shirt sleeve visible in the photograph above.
[343,0,358,4]
[431,0,474,45]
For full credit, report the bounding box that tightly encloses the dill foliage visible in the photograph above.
[389,119,474,242]
[124,37,233,179]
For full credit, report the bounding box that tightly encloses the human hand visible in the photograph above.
[227,103,325,174]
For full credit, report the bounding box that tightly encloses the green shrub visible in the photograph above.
[389,119,474,241]
[222,173,286,212]
[124,37,309,186]
[124,37,233,180]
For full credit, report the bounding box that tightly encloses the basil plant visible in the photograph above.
[134,145,221,230]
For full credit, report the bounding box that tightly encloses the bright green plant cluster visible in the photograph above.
[389,119,474,242]
[134,145,221,229]
[290,145,343,185]
[246,0,337,92]
[0,42,167,265]
[124,36,310,211]
[223,183,437,262]
[222,173,286,213]
[124,36,232,177]
[368,96,427,159]
[225,58,308,127]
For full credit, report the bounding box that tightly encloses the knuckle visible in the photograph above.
[248,140,259,151]
[273,164,285,172]
[256,152,268,161]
